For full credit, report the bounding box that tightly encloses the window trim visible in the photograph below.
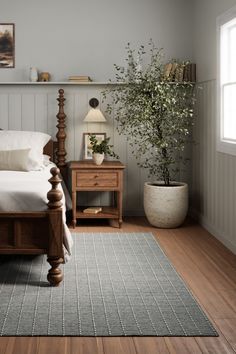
[217,5,236,156]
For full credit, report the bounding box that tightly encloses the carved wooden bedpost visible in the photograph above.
[47,167,63,209]
[47,167,64,286]
[56,89,67,178]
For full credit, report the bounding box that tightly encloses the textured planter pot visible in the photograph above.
[92,153,104,165]
[144,181,188,228]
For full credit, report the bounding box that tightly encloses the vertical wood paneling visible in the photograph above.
[229,157,234,238]
[35,94,48,133]
[192,80,236,254]
[126,144,141,213]
[222,156,227,234]
[22,94,35,131]
[206,83,211,221]
[8,94,21,130]
[202,84,207,217]
[0,94,9,129]
[113,103,128,213]
[47,93,58,138]
[209,80,215,226]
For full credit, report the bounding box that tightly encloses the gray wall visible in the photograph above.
[0,0,193,82]
[192,0,236,253]
[193,0,236,82]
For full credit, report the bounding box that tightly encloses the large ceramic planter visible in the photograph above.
[92,153,104,165]
[144,181,188,228]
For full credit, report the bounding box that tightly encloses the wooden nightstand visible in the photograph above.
[69,160,125,228]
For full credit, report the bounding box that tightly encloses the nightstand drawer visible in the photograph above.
[76,172,118,188]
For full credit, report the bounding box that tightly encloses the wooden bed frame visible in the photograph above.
[0,89,67,286]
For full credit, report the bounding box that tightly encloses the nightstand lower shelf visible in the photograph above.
[76,206,118,219]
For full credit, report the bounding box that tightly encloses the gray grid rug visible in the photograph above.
[0,232,217,336]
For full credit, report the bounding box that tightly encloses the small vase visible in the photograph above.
[29,67,38,82]
[92,153,104,165]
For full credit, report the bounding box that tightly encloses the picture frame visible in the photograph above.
[83,132,106,160]
[0,23,15,68]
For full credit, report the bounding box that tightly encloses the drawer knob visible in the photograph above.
[94,182,99,186]
[94,175,99,178]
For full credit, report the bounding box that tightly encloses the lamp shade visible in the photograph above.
[84,108,107,122]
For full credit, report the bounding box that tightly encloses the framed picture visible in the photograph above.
[0,23,15,68]
[83,132,106,159]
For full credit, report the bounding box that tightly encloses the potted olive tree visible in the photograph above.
[103,41,195,228]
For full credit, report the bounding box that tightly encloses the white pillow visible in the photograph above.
[43,154,51,166]
[0,130,51,170]
[0,148,31,171]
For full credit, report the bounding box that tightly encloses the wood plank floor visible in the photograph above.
[1,217,236,354]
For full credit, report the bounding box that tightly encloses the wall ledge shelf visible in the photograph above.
[0,81,195,85]
[0,82,122,85]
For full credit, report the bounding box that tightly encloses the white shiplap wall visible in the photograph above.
[0,84,148,215]
[192,80,236,254]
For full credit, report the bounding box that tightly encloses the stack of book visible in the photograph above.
[68,75,92,83]
[183,63,196,82]
[163,62,196,82]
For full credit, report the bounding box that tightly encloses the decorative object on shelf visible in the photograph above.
[84,98,107,123]
[39,72,50,82]
[0,23,15,68]
[29,67,38,82]
[83,132,106,160]
[163,61,196,82]
[68,75,92,82]
[88,134,119,165]
[184,63,196,82]
[103,40,195,228]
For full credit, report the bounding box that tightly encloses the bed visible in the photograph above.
[0,89,72,286]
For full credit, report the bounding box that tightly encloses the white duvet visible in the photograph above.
[0,163,73,261]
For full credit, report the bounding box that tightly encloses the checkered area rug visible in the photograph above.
[0,232,217,336]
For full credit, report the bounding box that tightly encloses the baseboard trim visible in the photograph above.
[189,208,236,255]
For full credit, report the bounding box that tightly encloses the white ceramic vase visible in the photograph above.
[144,181,188,228]
[29,67,38,82]
[92,153,104,165]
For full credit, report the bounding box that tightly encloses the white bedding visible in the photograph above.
[0,163,73,261]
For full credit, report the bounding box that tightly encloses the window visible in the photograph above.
[217,6,236,155]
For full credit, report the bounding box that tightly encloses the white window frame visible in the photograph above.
[217,5,236,156]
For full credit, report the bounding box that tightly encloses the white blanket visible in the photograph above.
[0,163,73,261]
